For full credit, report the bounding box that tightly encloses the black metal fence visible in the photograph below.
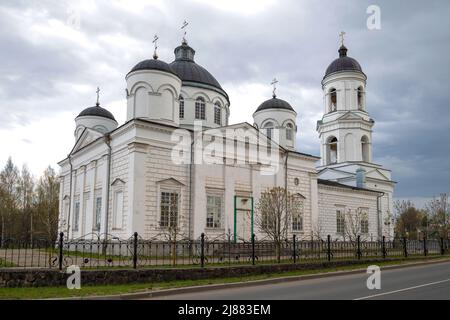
[0,233,448,270]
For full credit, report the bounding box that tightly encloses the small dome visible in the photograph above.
[77,104,116,121]
[255,96,295,113]
[170,41,228,99]
[128,58,178,77]
[324,45,364,78]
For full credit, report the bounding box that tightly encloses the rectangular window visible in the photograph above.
[113,191,124,230]
[336,209,345,234]
[73,201,80,231]
[214,107,221,125]
[206,195,222,229]
[160,192,179,228]
[94,196,102,231]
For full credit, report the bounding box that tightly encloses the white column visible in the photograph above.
[128,142,148,237]
[310,174,319,239]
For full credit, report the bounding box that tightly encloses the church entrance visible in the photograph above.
[234,196,254,242]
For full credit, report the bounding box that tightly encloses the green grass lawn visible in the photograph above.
[1,256,449,300]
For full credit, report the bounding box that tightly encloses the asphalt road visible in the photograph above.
[147,261,450,300]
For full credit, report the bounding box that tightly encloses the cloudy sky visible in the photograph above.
[0,0,448,205]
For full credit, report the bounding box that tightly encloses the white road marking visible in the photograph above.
[355,278,450,300]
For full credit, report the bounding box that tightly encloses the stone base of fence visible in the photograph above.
[0,256,446,288]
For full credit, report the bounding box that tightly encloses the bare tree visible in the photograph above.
[254,187,302,262]
[311,218,326,241]
[345,208,369,242]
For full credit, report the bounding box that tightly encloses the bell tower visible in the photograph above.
[317,41,374,166]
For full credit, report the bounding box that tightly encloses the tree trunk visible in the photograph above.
[1,215,4,247]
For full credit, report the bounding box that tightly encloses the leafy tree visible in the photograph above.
[425,194,450,239]
[394,200,423,240]
[0,157,20,244]
[18,165,35,241]
[35,166,60,242]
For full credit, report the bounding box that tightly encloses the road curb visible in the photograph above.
[66,257,450,300]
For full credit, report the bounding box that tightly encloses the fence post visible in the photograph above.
[251,234,256,266]
[357,235,362,260]
[133,232,138,269]
[327,235,331,262]
[403,237,408,258]
[423,236,427,257]
[200,233,205,268]
[441,237,445,255]
[382,236,386,259]
[58,232,64,271]
[293,235,297,264]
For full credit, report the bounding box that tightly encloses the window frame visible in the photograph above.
[73,198,80,232]
[195,97,206,120]
[336,208,345,234]
[206,194,223,229]
[286,123,293,141]
[159,190,180,229]
[93,195,102,232]
[179,96,185,119]
[214,103,222,125]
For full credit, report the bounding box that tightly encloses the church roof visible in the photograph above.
[128,58,178,77]
[255,96,295,113]
[169,41,228,99]
[318,179,381,193]
[324,45,365,78]
[77,104,116,121]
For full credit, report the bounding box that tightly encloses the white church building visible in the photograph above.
[57,36,395,242]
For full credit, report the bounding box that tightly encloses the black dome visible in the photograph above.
[77,104,116,121]
[128,58,178,77]
[170,41,228,99]
[324,46,364,78]
[255,96,295,113]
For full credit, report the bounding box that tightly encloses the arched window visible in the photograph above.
[329,88,337,112]
[357,86,364,110]
[286,123,293,141]
[264,122,274,139]
[195,97,206,120]
[361,136,370,162]
[179,96,185,119]
[327,136,338,165]
[214,102,222,125]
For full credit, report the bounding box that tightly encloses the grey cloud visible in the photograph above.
[0,0,449,199]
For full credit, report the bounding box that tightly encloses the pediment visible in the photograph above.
[202,122,281,150]
[365,168,390,181]
[70,128,104,155]
[337,111,364,121]
[156,177,185,187]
